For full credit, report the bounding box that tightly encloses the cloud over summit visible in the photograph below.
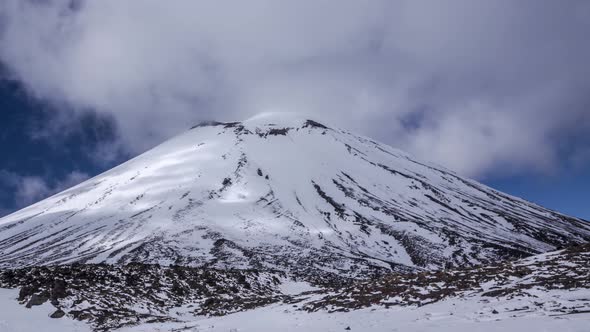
[1,0,589,178]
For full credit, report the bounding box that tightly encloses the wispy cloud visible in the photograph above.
[0,170,89,216]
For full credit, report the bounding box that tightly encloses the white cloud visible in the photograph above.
[1,0,589,178]
[0,170,89,213]
[14,176,51,207]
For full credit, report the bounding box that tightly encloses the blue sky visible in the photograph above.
[488,174,590,220]
[0,79,123,216]
[0,1,588,220]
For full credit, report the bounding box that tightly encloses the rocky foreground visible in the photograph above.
[1,242,588,331]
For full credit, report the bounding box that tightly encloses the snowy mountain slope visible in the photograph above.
[0,113,589,274]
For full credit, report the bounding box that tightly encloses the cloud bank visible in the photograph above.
[1,0,589,178]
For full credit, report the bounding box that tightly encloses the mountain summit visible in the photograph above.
[1,113,589,277]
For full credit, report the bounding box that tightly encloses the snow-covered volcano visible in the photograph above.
[0,113,588,275]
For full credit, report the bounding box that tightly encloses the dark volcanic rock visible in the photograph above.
[0,264,289,330]
[26,292,48,308]
[50,309,66,319]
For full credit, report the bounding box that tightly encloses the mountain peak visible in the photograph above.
[191,112,330,133]
[1,116,589,276]
[243,112,324,128]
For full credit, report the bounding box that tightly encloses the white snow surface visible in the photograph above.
[0,288,90,332]
[118,299,590,332]
[2,285,589,332]
[0,113,588,273]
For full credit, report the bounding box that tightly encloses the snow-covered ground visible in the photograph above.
[0,289,90,332]
[119,300,590,332]
[118,282,590,332]
[1,245,589,332]
[4,290,586,332]
[3,287,588,332]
